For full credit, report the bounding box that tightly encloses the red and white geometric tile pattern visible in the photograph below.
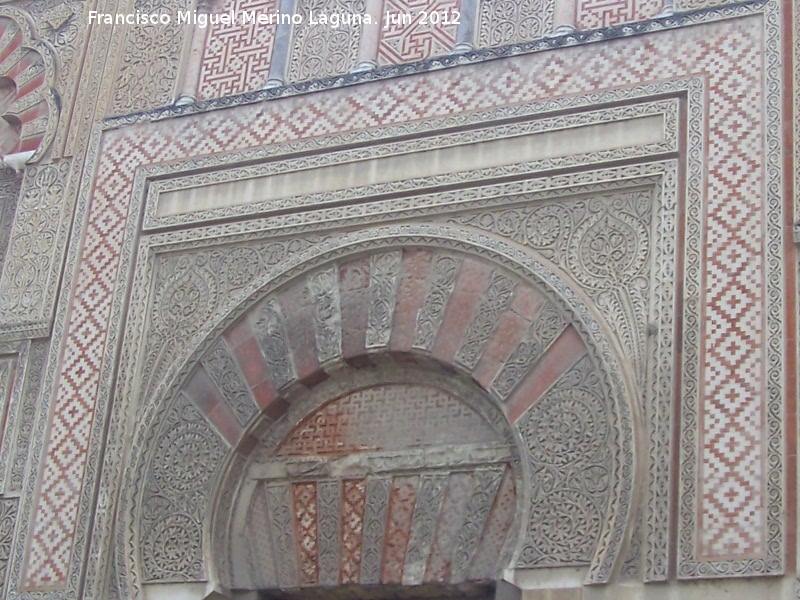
[378,0,461,66]
[340,480,367,584]
[21,16,767,587]
[577,0,663,29]
[276,384,497,456]
[696,25,764,557]
[293,482,320,585]
[381,476,419,583]
[197,0,279,99]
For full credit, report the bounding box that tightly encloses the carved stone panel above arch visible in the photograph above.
[449,187,656,384]
[477,0,553,47]
[111,0,191,114]
[286,0,365,82]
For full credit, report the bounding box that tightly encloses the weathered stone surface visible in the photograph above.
[0,2,792,599]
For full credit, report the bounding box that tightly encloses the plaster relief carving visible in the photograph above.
[0,0,786,594]
[307,265,343,364]
[139,392,226,582]
[452,189,652,380]
[365,251,402,349]
[0,497,18,595]
[516,355,613,567]
[492,303,567,399]
[478,0,551,46]
[111,0,190,113]
[0,159,71,338]
[139,236,327,412]
[201,341,259,426]
[287,0,365,82]
[252,298,296,388]
[412,255,458,351]
[0,170,21,271]
[9,339,47,493]
[455,272,516,370]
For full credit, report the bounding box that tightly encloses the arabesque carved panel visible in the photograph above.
[111,0,190,113]
[287,0,365,82]
[516,355,613,567]
[0,159,72,339]
[477,0,549,46]
[139,392,226,582]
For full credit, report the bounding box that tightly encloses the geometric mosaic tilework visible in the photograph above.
[292,482,319,585]
[696,21,764,558]
[340,480,366,584]
[20,155,124,586]
[21,14,771,589]
[577,0,662,29]
[196,0,279,99]
[378,0,461,66]
[277,384,498,456]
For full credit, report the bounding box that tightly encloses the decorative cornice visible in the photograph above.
[102,0,766,128]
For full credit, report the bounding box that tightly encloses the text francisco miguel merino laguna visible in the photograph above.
[88,7,461,28]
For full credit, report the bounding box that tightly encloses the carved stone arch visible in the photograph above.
[118,226,638,599]
[219,361,525,596]
[0,7,59,161]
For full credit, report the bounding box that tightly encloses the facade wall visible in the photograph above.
[0,0,795,598]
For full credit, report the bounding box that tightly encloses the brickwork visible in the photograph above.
[196,0,279,99]
[577,0,662,29]
[293,482,319,585]
[378,0,461,66]
[277,384,498,455]
[340,480,366,583]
